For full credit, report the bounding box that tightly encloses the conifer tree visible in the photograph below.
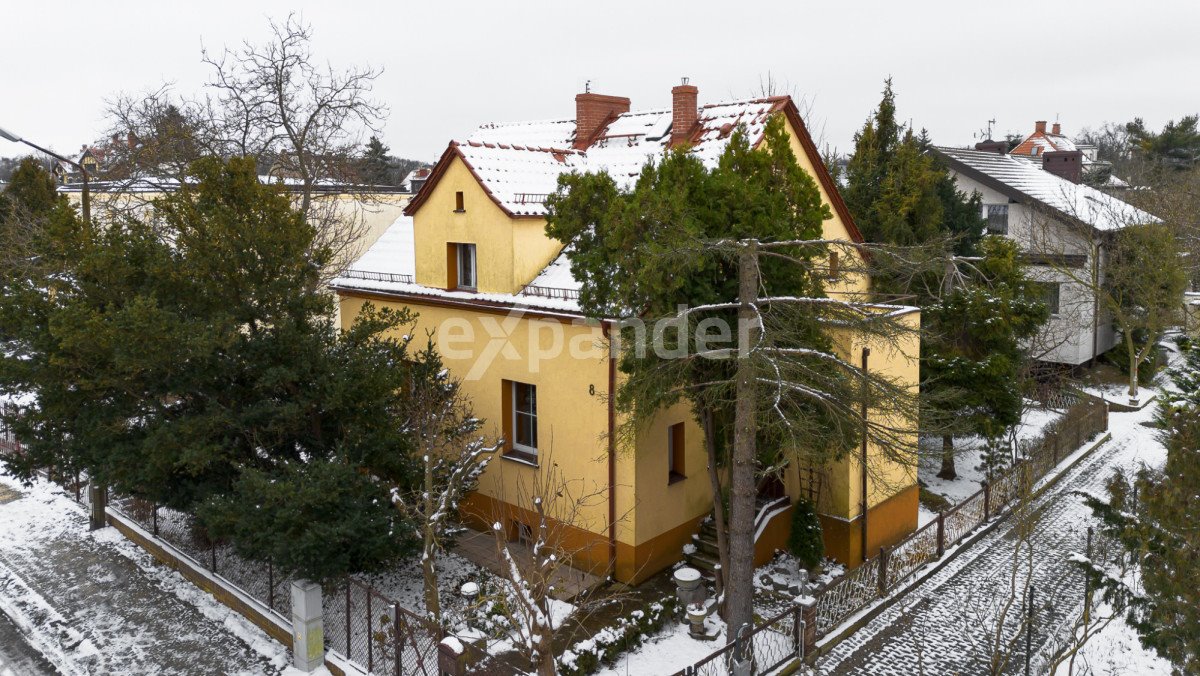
[0,157,431,582]
[1086,345,1200,671]
[360,135,395,185]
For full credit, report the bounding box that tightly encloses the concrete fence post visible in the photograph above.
[87,480,107,531]
[290,580,324,672]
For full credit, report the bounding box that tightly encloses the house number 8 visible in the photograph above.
[589,384,595,395]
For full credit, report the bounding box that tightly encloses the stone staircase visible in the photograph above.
[684,518,722,581]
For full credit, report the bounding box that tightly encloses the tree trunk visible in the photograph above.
[421,457,441,623]
[1126,334,1140,403]
[937,434,957,480]
[726,245,760,639]
[701,407,729,609]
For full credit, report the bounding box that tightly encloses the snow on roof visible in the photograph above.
[451,97,788,217]
[332,215,583,314]
[934,147,1158,232]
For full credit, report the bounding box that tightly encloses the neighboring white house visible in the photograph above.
[932,143,1158,367]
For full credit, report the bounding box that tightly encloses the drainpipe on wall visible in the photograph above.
[603,321,618,578]
[1092,244,1101,364]
[860,347,871,563]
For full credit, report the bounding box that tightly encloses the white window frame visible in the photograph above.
[511,381,537,455]
[457,243,477,290]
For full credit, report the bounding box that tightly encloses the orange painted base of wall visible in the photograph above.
[818,484,919,567]
[753,504,795,567]
[460,492,705,585]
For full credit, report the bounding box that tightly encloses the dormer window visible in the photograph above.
[448,242,476,290]
[455,191,465,212]
[985,204,1009,235]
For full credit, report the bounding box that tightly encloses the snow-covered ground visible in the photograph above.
[0,470,311,676]
[917,401,1067,526]
[819,350,1181,675]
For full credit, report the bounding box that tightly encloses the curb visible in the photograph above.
[802,429,1114,666]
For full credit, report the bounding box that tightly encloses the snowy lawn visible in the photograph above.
[918,401,1067,520]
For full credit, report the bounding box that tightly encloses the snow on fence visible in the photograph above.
[810,397,1108,643]
[672,606,804,676]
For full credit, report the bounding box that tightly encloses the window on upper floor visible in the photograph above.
[668,422,686,484]
[986,204,1009,235]
[455,191,465,212]
[827,251,840,281]
[448,243,476,290]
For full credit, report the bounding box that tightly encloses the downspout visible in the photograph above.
[860,347,871,563]
[603,321,618,578]
[1092,243,1101,364]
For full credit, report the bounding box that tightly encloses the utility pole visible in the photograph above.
[860,346,871,562]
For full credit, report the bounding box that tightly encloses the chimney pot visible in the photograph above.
[670,82,699,148]
[1051,122,1061,135]
[574,91,630,150]
[1035,120,1047,134]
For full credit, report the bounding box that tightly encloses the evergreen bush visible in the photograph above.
[787,499,824,570]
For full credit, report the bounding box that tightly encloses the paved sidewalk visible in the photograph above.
[816,400,1166,675]
[0,473,291,676]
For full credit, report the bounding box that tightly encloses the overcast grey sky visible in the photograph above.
[2,1,1198,163]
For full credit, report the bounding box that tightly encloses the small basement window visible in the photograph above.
[668,422,685,483]
[455,191,465,212]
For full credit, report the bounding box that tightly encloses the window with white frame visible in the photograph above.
[511,381,538,455]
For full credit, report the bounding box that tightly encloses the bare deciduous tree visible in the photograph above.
[390,344,501,625]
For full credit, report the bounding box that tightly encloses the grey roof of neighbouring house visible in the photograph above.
[932,146,1158,232]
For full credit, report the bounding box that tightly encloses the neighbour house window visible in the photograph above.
[986,204,1009,235]
[448,243,477,289]
[511,381,538,456]
[455,191,465,212]
[668,422,686,483]
[828,251,839,281]
[1040,282,1061,315]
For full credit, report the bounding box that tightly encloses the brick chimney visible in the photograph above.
[1051,122,1061,135]
[975,140,1008,154]
[1042,150,1083,183]
[1034,120,1047,134]
[574,91,630,150]
[670,79,699,148]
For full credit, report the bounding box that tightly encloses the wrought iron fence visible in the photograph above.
[815,556,881,635]
[884,517,939,590]
[341,269,415,285]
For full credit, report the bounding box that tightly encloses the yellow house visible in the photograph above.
[333,84,920,583]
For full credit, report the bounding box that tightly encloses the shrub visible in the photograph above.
[558,596,678,676]
[787,499,824,570]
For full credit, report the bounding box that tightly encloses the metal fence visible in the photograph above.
[323,578,441,676]
[673,606,803,676]
[810,397,1109,641]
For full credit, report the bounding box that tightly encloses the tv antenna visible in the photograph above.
[974,118,997,140]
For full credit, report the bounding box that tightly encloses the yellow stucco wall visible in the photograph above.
[338,109,920,579]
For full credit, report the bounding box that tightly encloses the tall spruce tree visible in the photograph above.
[844,79,1043,480]
[360,135,395,185]
[924,237,1048,479]
[0,157,429,581]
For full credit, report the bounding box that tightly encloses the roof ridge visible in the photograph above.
[454,139,583,155]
